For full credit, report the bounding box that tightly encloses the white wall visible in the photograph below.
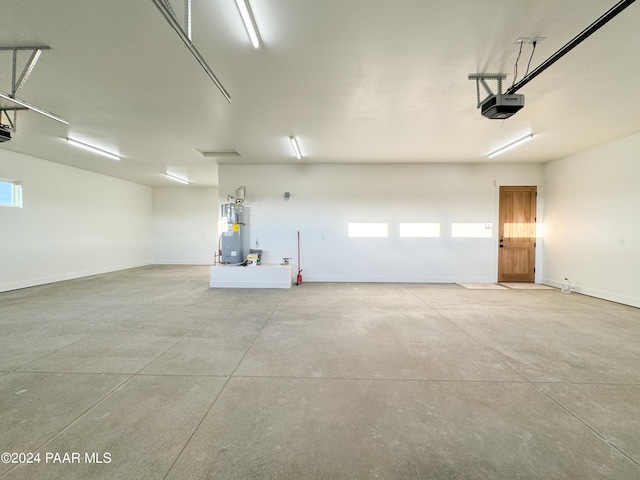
[219,163,544,283]
[152,186,218,264]
[0,150,152,292]
[543,133,640,308]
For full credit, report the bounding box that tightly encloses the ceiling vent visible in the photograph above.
[192,149,241,158]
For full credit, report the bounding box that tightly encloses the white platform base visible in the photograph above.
[210,264,293,289]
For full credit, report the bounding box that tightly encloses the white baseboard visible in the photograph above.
[303,275,495,284]
[543,278,640,308]
[153,260,214,266]
[0,261,152,293]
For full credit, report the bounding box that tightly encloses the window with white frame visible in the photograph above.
[399,223,441,238]
[451,223,493,238]
[348,223,389,238]
[0,179,22,208]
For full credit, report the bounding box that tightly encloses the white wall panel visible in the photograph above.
[152,186,218,264]
[219,163,543,283]
[543,132,640,307]
[0,150,152,292]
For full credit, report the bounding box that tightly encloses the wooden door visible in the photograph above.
[498,186,537,283]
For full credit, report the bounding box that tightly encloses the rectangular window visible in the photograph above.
[348,223,388,238]
[399,223,440,238]
[0,179,22,208]
[451,223,493,238]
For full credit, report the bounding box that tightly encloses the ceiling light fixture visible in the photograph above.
[289,136,302,159]
[165,173,190,184]
[0,90,69,125]
[488,134,534,158]
[184,0,192,40]
[66,138,120,161]
[234,0,261,48]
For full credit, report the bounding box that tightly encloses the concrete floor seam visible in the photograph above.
[159,374,233,480]
[3,267,639,479]
[530,382,640,468]
[0,373,134,479]
[229,374,533,383]
[131,316,214,376]
[431,302,640,468]
[10,328,113,374]
[427,307,532,384]
[160,296,286,480]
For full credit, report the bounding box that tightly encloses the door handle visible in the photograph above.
[499,244,504,248]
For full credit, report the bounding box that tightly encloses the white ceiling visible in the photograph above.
[1,0,639,187]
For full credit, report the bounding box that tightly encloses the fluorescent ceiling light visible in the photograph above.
[289,136,302,159]
[165,173,189,185]
[235,0,261,48]
[184,0,192,40]
[488,134,534,158]
[66,138,120,161]
[0,90,69,125]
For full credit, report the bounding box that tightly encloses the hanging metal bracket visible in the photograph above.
[0,46,50,96]
[468,73,507,108]
[0,107,27,132]
[0,46,69,129]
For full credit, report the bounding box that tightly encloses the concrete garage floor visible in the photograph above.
[1,266,639,479]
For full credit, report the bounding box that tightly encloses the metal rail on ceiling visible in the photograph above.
[506,0,637,94]
[150,0,231,103]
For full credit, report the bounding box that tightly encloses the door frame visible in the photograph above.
[494,182,542,283]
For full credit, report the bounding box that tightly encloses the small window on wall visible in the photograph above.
[451,223,493,238]
[0,179,22,208]
[399,223,441,238]
[348,223,388,238]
